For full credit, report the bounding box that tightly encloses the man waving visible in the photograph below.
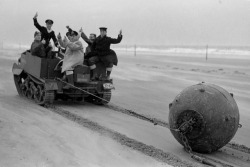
[88,27,122,80]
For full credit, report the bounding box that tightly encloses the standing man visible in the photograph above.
[33,12,59,54]
[88,27,122,80]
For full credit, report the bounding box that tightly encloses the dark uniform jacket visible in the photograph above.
[30,40,46,58]
[33,18,58,48]
[94,35,122,55]
[92,35,122,66]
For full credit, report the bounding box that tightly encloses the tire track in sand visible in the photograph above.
[44,104,198,167]
[104,104,250,166]
[105,104,250,154]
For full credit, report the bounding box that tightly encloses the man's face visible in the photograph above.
[46,23,52,30]
[100,30,107,37]
[71,35,78,42]
[35,33,41,41]
[89,34,96,42]
[67,35,73,42]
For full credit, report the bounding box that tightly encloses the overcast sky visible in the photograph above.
[0,0,250,46]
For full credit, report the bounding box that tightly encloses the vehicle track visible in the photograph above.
[43,104,199,167]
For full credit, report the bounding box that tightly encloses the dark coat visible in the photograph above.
[93,35,122,55]
[30,40,46,58]
[33,18,58,48]
[92,35,122,66]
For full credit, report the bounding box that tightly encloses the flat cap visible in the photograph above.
[45,19,54,24]
[71,31,78,36]
[99,27,107,31]
[34,31,41,37]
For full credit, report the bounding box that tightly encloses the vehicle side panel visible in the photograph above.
[21,52,62,79]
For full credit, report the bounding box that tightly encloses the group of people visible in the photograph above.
[30,12,123,86]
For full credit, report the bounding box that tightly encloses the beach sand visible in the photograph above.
[0,49,249,166]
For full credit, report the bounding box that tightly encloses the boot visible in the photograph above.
[62,74,67,81]
[63,74,74,89]
[90,68,96,81]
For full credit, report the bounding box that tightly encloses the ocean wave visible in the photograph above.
[113,46,250,56]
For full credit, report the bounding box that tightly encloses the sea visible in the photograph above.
[1,43,250,60]
[112,45,250,59]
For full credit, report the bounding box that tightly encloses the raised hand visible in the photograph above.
[34,12,38,19]
[57,33,62,39]
[63,36,68,43]
[79,27,83,33]
[41,39,46,44]
[119,29,122,36]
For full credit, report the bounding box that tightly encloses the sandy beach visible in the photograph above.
[0,48,250,167]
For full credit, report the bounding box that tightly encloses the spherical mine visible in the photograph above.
[169,83,240,153]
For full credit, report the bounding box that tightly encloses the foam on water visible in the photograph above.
[113,46,250,59]
[1,43,250,60]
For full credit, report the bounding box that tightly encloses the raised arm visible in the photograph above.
[66,26,73,35]
[33,12,43,31]
[66,41,83,51]
[79,28,92,45]
[81,32,92,44]
[109,29,123,44]
[57,33,67,48]
[109,35,123,44]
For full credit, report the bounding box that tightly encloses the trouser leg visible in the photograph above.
[88,56,99,80]
[106,63,113,80]
[63,70,74,89]
[89,64,96,80]
[45,45,53,58]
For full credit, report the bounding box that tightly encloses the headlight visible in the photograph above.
[103,83,114,89]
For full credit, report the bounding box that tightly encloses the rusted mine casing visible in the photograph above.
[169,83,240,153]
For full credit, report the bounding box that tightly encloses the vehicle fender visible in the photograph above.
[12,63,23,75]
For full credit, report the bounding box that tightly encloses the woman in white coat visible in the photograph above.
[58,30,84,88]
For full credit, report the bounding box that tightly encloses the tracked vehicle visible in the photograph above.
[12,50,114,105]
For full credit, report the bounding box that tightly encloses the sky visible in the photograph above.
[0,0,250,46]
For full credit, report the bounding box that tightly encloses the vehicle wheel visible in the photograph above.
[34,85,44,104]
[34,85,55,105]
[27,81,35,99]
[22,78,30,97]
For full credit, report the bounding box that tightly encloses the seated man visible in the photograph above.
[30,31,48,57]
[57,29,84,88]
[79,28,96,58]
[88,27,122,80]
